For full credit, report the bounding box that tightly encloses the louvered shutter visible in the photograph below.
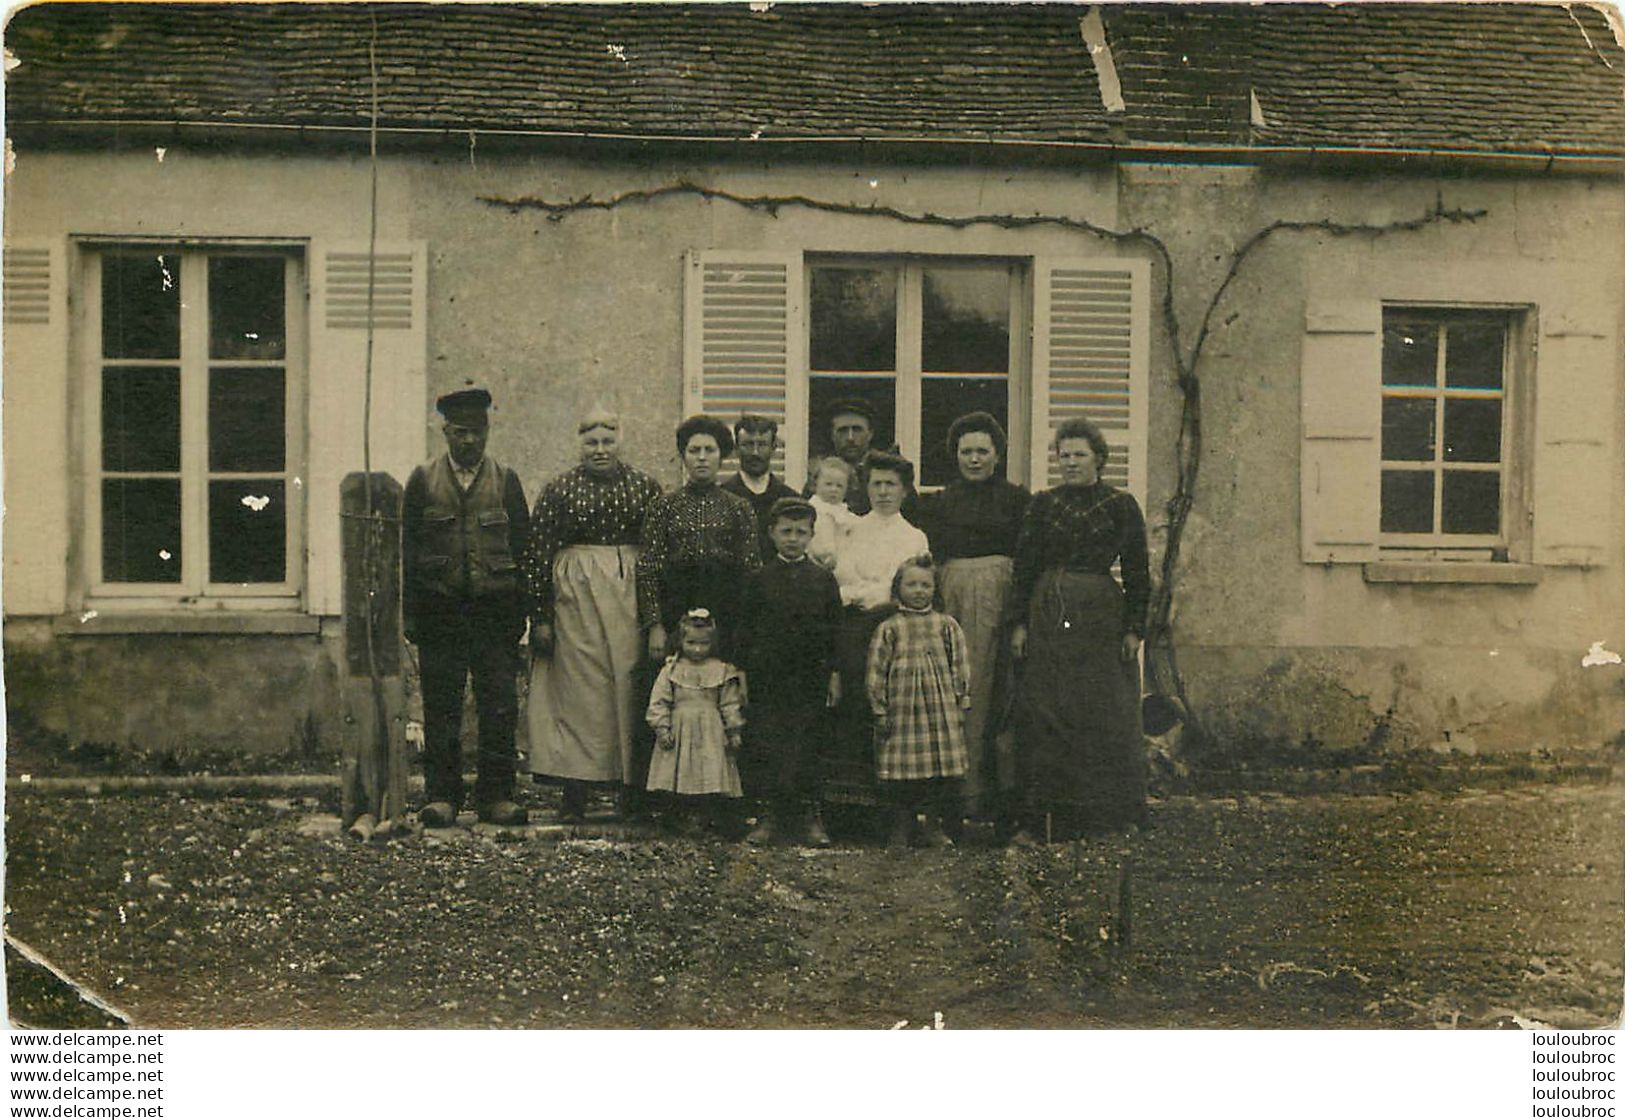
[683,250,807,487]
[307,241,429,615]
[1030,257,1150,504]
[3,240,71,613]
[1533,317,1615,566]
[1299,301,1382,563]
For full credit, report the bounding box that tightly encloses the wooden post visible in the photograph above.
[339,471,406,835]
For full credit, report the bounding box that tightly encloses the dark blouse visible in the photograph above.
[635,481,762,628]
[522,462,662,627]
[921,477,1031,561]
[1010,482,1150,636]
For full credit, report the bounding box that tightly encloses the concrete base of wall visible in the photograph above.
[3,617,388,760]
[6,621,1623,763]
[1179,644,1625,759]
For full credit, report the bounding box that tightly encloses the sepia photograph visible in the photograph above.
[2,0,1621,1052]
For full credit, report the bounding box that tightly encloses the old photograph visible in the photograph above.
[3,0,1622,1041]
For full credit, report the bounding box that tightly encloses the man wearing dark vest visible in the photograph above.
[402,388,531,827]
[720,414,797,560]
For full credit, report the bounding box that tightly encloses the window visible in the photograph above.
[684,250,1146,501]
[807,259,1023,488]
[87,247,303,604]
[1379,307,1516,552]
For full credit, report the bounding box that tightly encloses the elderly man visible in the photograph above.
[721,414,797,559]
[402,388,530,827]
[523,406,662,824]
[809,398,917,518]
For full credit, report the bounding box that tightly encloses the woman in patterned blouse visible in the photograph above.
[1008,417,1151,841]
[636,414,762,663]
[523,408,663,823]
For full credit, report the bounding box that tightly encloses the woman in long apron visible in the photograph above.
[919,412,1029,836]
[523,410,662,823]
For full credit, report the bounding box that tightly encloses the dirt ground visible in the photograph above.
[5,781,1622,1029]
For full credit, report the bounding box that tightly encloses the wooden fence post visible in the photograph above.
[339,472,407,837]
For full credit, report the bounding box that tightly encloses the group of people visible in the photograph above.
[402,388,1151,848]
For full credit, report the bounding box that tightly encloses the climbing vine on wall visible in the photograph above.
[481,182,1486,737]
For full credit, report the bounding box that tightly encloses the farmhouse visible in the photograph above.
[4,3,1621,760]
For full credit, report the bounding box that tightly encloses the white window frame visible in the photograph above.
[1377,302,1532,561]
[80,241,307,611]
[805,255,1031,489]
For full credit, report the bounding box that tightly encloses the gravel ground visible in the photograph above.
[5,782,1621,1029]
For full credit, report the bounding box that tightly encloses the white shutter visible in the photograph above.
[1299,301,1382,563]
[3,239,71,613]
[1533,318,1615,566]
[683,250,806,487]
[307,240,428,615]
[1030,257,1149,505]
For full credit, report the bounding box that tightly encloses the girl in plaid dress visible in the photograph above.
[867,554,971,849]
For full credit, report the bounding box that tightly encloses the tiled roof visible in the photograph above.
[2,3,1112,143]
[6,3,1623,156]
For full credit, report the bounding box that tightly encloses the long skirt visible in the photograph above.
[939,554,1015,815]
[527,545,641,784]
[1013,569,1146,837]
[822,604,891,805]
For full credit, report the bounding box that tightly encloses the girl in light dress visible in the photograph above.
[645,609,746,832]
[866,554,971,850]
[807,457,858,570]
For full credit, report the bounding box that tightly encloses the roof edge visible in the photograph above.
[9,119,1623,176]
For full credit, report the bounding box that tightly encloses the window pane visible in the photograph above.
[921,268,1009,374]
[210,367,286,472]
[209,257,286,360]
[102,366,180,472]
[1442,471,1500,534]
[102,254,180,360]
[1445,321,1505,389]
[810,268,896,372]
[1381,398,1435,461]
[1381,470,1434,534]
[808,377,895,459]
[1382,318,1438,386]
[209,480,287,583]
[1443,398,1502,463]
[102,478,182,583]
[921,377,1008,488]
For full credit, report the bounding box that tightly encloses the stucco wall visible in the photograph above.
[4,141,1621,757]
[1119,164,1625,754]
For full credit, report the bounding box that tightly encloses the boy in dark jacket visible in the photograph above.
[735,497,843,846]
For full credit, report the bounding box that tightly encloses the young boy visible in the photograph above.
[735,497,844,845]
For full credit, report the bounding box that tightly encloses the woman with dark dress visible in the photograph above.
[920,412,1030,834]
[636,414,762,662]
[1008,417,1150,841]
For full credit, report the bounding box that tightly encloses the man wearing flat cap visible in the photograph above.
[402,387,531,827]
[808,398,918,518]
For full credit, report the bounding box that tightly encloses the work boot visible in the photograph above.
[746,814,776,846]
[915,817,954,850]
[559,781,589,825]
[478,800,529,826]
[419,801,458,829]
[803,808,832,849]
[886,809,915,851]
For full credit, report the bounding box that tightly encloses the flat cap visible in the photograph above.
[436,388,493,423]
[826,397,876,422]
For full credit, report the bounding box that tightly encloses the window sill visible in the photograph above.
[1362,561,1540,586]
[52,612,322,636]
